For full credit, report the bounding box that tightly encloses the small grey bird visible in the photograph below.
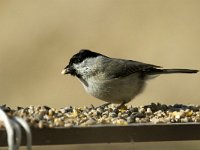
[62,49,198,106]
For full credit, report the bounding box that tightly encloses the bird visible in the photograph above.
[62,49,198,107]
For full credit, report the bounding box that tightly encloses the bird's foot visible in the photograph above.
[116,101,127,109]
[114,102,127,113]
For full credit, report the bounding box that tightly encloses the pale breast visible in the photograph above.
[81,73,146,104]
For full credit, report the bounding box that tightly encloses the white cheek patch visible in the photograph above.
[73,64,91,76]
[73,57,97,76]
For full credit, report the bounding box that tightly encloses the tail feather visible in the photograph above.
[146,68,199,75]
[162,69,199,74]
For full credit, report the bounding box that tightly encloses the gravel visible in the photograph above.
[0,103,200,128]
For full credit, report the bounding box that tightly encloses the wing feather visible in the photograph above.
[103,58,161,79]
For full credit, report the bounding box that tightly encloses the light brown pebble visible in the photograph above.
[48,109,54,116]
[54,118,64,126]
[150,118,160,124]
[185,111,193,117]
[181,117,189,123]
[115,119,128,125]
[138,107,145,113]
[49,123,54,128]
[71,110,78,118]
[64,123,73,128]
[146,108,152,114]
[81,118,97,126]
[38,120,44,128]
[135,117,140,123]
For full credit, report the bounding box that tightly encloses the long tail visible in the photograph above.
[147,68,199,75]
[161,69,199,74]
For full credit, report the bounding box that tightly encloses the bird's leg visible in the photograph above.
[95,102,111,109]
[114,101,126,114]
[117,101,127,109]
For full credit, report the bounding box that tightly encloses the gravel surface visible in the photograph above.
[1,103,200,128]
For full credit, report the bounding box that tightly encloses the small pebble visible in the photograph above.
[83,118,97,126]
[64,123,73,128]
[127,116,134,123]
[146,108,152,114]
[138,107,145,113]
[109,112,117,118]
[38,120,44,128]
[181,117,189,123]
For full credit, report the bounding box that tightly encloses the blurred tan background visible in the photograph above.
[0,0,200,149]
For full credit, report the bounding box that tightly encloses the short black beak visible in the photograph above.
[61,65,70,75]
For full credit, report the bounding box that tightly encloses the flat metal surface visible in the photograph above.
[1,123,200,146]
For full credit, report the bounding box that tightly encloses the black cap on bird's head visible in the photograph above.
[61,49,102,75]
